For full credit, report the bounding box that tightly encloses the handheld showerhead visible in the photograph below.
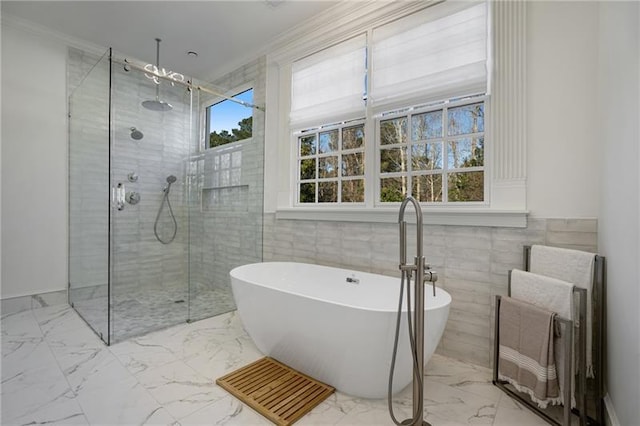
[166,175,177,184]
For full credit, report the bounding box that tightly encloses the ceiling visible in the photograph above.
[1,1,340,82]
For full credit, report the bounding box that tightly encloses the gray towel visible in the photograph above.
[530,244,596,377]
[498,296,560,408]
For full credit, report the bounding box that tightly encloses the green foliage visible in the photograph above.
[380,186,405,202]
[209,117,252,148]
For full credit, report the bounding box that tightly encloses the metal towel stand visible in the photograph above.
[492,246,605,426]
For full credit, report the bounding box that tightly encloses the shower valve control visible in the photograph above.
[424,269,438,283]
[126,191,141,205]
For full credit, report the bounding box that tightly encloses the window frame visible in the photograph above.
[267,0,528,227]
[293,119,367,206]
[374,94,489,207]
[204,84,254,150]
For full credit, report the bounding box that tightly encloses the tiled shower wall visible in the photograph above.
[188,57,265,307]
[68,48,192,296]
[263,215,597,367]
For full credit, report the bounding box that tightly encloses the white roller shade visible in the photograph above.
[371,1,488,111]
[290,35,366,128]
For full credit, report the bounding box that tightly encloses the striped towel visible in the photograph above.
[498,296,560,408]
[511,269,574,407]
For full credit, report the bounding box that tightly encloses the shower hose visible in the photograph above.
[153,185,177,244]
[388,269,424,426]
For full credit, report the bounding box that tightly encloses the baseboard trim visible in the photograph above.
[0,289,67,316]
[603,393,621,426]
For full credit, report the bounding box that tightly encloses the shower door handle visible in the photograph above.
[115,183,126,211]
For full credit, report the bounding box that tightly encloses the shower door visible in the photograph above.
[109,61,194,342]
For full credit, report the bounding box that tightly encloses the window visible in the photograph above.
[296,121,365,204]
[378,97,485,203]
[206,88,253,148]
[289,1,489,208]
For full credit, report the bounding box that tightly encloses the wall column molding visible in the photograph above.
[490,0,527,210]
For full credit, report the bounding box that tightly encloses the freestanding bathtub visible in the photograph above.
[230,262,451,399]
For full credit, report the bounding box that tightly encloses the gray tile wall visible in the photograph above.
[263,215,597,367]
[188,58,266,315]
[68,48,192,296]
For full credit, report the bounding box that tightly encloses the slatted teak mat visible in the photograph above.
[216,357,335,426]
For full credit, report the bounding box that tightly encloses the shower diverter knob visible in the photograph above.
[125,191,141,205]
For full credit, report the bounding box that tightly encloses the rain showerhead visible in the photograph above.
[166,175,177,184]
[142,38,173,112]
[142,99,173,111]
[130,127,144,140]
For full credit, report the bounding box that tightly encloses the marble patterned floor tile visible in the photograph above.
[3,394,88,426]
[177,395,272,425]
[426,353,503,402]
[1,337,62,393]
[1,309,42,340]
[336,395,413,425]
[1,373,77,425]
[75,377,177,425]
[140,312,248,361]
[183,335,263,379]
[420,379,499,425]
[110,337,181,375]
[493,393,556,426]
[1,304,556,426]
[58,345,136,395]
[33,304,89,338]
[136,359,227,420]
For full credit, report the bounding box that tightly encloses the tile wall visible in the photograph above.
[188,57,266,316]
[263,215,597,367]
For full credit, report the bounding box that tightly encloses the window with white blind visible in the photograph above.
[289,1,489,207]
[370,2,488,111]
[290,35,367,130]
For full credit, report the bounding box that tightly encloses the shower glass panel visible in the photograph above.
[188,88,264,322]
[68,47,263,344]
[68,49,111,342]
[110,63,193,342]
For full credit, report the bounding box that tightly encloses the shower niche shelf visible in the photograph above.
[201,184,249,213]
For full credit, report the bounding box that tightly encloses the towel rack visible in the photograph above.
[494,294,576,426]
[493,245,605,426]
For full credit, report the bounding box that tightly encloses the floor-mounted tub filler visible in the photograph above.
[229,260,451,401]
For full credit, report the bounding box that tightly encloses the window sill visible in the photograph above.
[274,207,528,228]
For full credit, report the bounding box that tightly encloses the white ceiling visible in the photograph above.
[1,1,340,81]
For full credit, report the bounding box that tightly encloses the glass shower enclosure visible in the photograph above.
[68,48,263,344]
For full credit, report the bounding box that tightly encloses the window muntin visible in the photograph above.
[288,1,489,209]
[206,88,253,149]
[378,97,485,204]
[296,121,365,204]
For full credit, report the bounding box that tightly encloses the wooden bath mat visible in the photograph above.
[216,357,335,426]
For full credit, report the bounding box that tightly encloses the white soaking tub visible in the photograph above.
[229,262,451,399]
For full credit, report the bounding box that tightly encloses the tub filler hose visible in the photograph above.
[153,184,177,244]
[388,269,424,426]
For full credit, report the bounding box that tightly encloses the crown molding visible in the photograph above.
[1,12,107,56]
[266,0,442,66]
[203,1,439,82]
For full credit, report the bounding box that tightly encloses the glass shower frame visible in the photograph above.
[68,48,263,345]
